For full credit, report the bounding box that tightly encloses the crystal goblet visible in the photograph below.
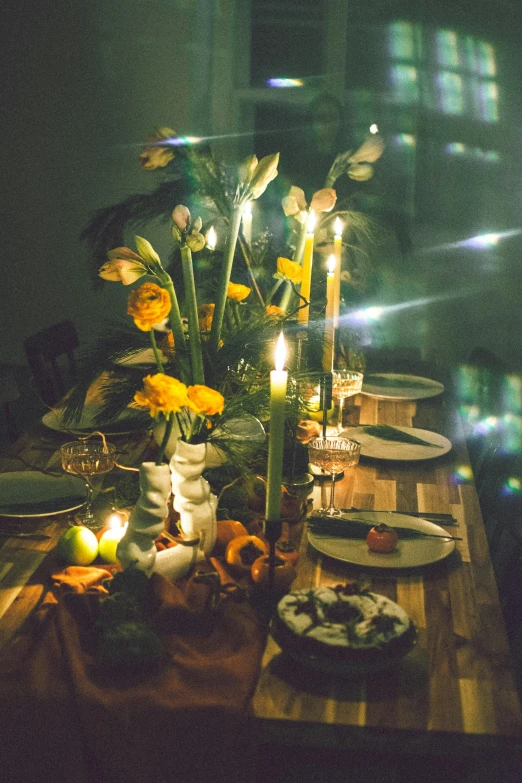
[60,440,116,529]
[308,438,361,516]
[331,370,363,434]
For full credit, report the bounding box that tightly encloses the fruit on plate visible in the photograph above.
[225,534,268,574]
[366,523,399,554]
[213,519,249,556]
[57,525,99,565]
[251,555,297,593]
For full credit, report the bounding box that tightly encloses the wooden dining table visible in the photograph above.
[0,383,521,782]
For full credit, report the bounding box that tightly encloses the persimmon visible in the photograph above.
[225,534,268,574]
[275,539,299,567]
[251,555,296,593]
[366,523,399,554]
[213,519,249,556]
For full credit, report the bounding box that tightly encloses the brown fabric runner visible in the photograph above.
[0,566,266,783]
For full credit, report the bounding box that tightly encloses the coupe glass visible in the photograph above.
[331,370,363,434]
[60,440,116,529]
[308,438,361,516]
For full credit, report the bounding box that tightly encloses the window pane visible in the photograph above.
[390,64,419,104]
[436,71,464,114]
[436,29,460,69]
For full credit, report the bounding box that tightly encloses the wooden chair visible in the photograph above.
[23,320,79,407]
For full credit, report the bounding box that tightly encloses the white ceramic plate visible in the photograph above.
[42,406,149,436]
[340,425,451,461]
[0,472,87,518]
[308,511,456,569]
[361,373,444,400]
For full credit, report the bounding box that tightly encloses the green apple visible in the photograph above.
[57,525,99,566]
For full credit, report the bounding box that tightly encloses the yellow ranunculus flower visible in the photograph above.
[133,374,189,417]
[276,257,303,285]
[266,305,285,318]
[198,303,215,333]
[127,283,171,332]
[227,282,251,302]
[186,385,225,417]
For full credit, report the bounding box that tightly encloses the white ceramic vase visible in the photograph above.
[153,416,226,467]
[116,462,171,576]
[116,461,197,582]
[169,439,217,557]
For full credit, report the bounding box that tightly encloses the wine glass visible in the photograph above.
[60,440,116,529]
[308,438,361,516]
[331,370,363,434]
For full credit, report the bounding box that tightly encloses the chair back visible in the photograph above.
[23,320,79,407]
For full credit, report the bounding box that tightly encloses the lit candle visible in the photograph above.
[333,216,343,329]
[207,225,217,251]
[266,333,288,521]
[99,512,128,564]
[242,201,252,246]
[322,255,336,371]
[298,211,316,325]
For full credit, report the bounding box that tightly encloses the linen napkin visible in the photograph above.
[0,564,266,783]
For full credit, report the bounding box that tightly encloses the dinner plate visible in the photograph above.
[42,406,150,436]
[340,425,451,461]
[0,472,87,518]
[307,511,456,569]
[361,373,444,400]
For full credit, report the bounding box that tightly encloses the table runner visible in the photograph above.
[0,566,265,783]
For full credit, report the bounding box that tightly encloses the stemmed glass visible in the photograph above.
[331,370,363,434]
[60,439,116,529]
[308,438,361,516]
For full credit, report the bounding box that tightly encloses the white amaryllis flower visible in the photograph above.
[99,246,148,285]
[98,257,147,285]
[171,205,205,251]
[238,152,280,202]
[282,186,337,223]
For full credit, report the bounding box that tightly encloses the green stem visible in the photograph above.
[237,235,265,309]
[209,204,243,354]
[231,300,241,330]
[155,413,174,465]
[149,330,165,373]
[278,280,293,311]
[266,278,283,306]
[293,218,308,266]
[160,275,186,358]
[180,244,205,385]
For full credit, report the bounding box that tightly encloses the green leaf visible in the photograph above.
[362,425,443,448]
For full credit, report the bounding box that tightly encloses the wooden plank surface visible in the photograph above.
[252,391,522,755]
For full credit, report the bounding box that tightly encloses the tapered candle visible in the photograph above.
[266,333,288,521]
[333,217,343,329]
[206,226,217,251]
[322,255,336,371]
[298,211,316,325]
[242,201,252,246]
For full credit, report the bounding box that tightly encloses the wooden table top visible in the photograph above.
[1,391,521,771]
[253,391,522,763]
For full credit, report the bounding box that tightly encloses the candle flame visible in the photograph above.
[207,226,217,251]
[307,210,316,234]
[327,254,336,274]
[106,512,128,531]
[334,216,343,236]
[275,332,286,371]
[243,201,252,217]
